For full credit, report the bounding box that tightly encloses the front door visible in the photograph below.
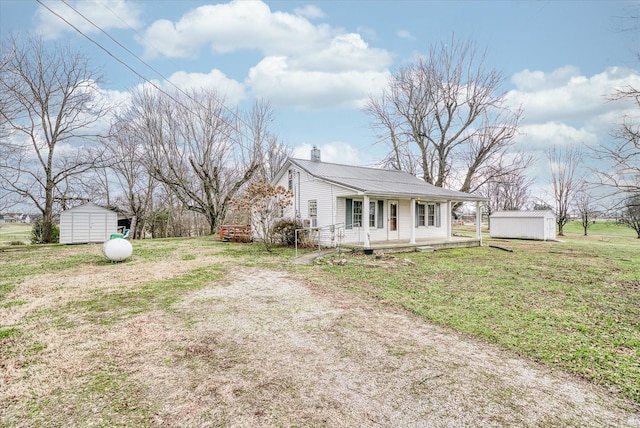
[388,200,399,240]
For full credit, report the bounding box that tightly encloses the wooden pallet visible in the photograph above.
[219,225,252,242]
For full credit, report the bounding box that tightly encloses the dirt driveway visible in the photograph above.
[2,246,639,427]
[166,268,639,427]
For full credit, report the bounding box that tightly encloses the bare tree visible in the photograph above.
[257,135,293,182]
[0,55,13,140]
[529,197,554,211]
[0,35,109,242]
[575,189,599,236]
[1,46,24,212]
[593,87,640,196]
[621,191,640,238]
[366,95,421,175]
[546,145,584,236]
[363,37,523,194]
[123,87,273,235]
[249,100,292,182]
[101,120,158,239]
[481,164,534,216]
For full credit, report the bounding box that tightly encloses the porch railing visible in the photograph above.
[295,222,356,257]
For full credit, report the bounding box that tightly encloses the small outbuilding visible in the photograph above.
[59,202,118,244]
[489,210,556,241]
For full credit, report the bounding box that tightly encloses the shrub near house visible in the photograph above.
[231,181,293,250]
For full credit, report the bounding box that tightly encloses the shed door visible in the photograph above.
[89,213,108,242]
[388,201,399,240]
[546,217,555,240]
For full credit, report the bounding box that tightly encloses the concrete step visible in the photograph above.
[416,246,435,252]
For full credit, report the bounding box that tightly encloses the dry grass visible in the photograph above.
[1,240,639,427]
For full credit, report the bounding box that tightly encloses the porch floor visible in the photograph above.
[341,236,481,254]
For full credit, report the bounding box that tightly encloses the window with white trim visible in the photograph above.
[417,203,426,226]
[309,200,318,227]
[369,201,376,227]
[428,204,436,226]
[416,202,441,227]
[353,200,363,228]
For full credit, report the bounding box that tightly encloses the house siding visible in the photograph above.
[274,167,353,246]
[299,170,348,227]
[275,168,352,226]
[273,173,295,220]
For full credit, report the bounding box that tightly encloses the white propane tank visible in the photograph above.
[103,238,133,262]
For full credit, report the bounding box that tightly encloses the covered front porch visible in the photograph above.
[342,235,482,254]
[350,196,484,250]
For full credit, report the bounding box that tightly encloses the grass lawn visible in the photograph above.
[0,224,638,425]
[562,219,639,238]
[312,231,640,403]
[0,223,31,246]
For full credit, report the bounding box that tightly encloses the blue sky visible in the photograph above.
[1,0,639,198]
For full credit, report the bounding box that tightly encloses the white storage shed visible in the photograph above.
[489,210,556,241]
[59,203,118,244]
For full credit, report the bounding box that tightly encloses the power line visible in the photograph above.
[62,0,250,131]
[36,0,256,148]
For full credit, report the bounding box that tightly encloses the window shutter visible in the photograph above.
[346,198,352,229]
[377,200,383,228]
[436,203,441,227]
[415,201,419,228]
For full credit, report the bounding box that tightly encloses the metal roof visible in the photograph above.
[490,210,555,218]
[287,158,487,202]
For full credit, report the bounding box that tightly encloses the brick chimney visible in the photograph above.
[311,145,321,162]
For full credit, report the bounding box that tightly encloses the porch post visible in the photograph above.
[363,195,371,248]
[410,198,416,244]
[447,201,452,242]
[476,201,482,245]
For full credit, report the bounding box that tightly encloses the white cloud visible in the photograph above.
[164,69,246,105]
[511,65,582,91]
[138,0,392,110]
[293,5,325,19]
[507,66,640,125]
[139,0,335,58]
[517,122,598,152]
[289,33,391,72]
[247,56,390,110]
[397,30,415,40]
[97,87,133,126]
[293,142,361,165]
[126,69,246,108]
[35,0,142,40]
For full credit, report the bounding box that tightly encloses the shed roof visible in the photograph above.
[284,158,487,202]
[490,210,555,218]
[61,202,115,213]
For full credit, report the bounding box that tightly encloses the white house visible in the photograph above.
[59,202,118,244]
[270,148,487,248]
[489,210,556,241]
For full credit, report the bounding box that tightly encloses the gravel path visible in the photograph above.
[166,267,640,427]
